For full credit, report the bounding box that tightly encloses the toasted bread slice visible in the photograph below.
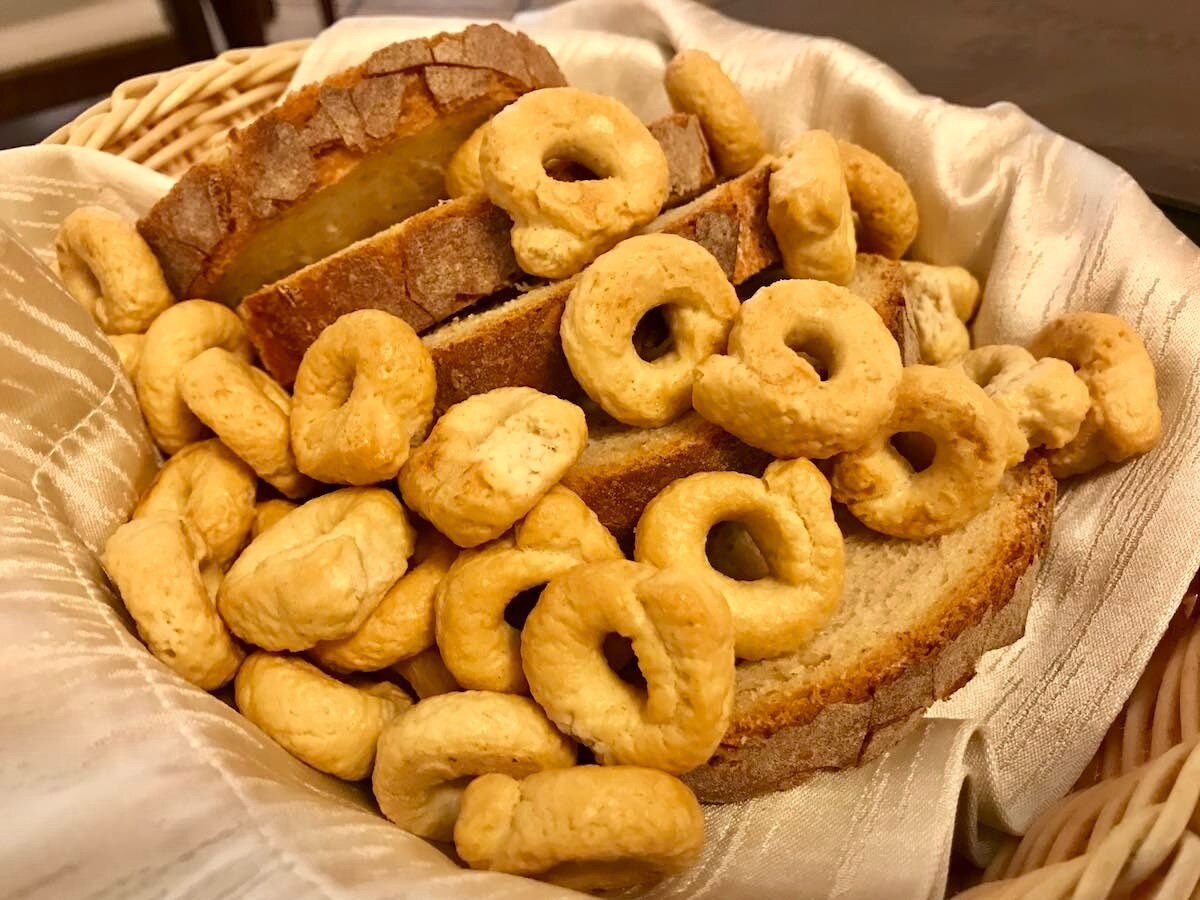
[683,457,1056,802]
[138,25,565,304]
[240,114,718,383]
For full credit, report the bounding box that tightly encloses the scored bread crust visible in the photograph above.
[138,24,565,303]
[683,457,1056,803]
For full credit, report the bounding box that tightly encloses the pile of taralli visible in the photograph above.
[57,26,1163,893]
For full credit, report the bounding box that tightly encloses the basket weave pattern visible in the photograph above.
[43,41,309,178]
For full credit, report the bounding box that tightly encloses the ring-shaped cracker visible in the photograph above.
[830,365,1009,539]
[635,459,844,660]
[693,278,902,458]
[837,141,919,259]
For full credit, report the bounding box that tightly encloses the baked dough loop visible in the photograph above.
[831,365,1010,539]
[136,300,252,453]
[372,691,575,841]
[109,333,144,380]
[398,387,588,548]
[179,348,314,499]
[311,529,456,673]
[901,261,981,364]
[235,652,410,780]
[522,559,734,773]
[392,647,460,699]
[943,344,1090,466]
[663,49,766,178]
[768,130,856,285]
[455,766,705,891]
[435,486,621,694]
[218,488,415,651]
[291,309,435,485]
[635,459,844,660]
[837,140,919,259]
[479,87,669,278]
[55,205,174,334]
[446,120,489,198]
[133,439,256,569]
[1030,311,1162,477]
[102,512,243,690]
[561,234,738,428]
[693,278,902,459]
[251,499,297,539]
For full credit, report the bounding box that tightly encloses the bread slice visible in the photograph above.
[682,457,1057,802]
[240,113,718,383]
[138,24,565,303]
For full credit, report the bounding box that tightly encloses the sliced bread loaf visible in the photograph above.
[683,457,1056,802]
[138,25,565,304]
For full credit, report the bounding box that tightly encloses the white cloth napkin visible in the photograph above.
[2,1,1199,897]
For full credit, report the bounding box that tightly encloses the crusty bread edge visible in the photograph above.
[684,457,1056,803]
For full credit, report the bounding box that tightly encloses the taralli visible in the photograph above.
[635,459,844,660]
[1030,311,1162,477]
[179,348,314,499]
[219,488,415,651]
[831,365,1010,539]
[102,513,243,690]
[291,309,436,485]
[663,49,766,178]
[561,234,739,428]
[235,652,410,780]
[398,387,588,548]
[372,691,576,841]
[55,205,174,334]
[944,345,1090,466]
[768,130,856,285]
[133,439,256,568]
[522,559,734,773]
[435,487,621,693]
[392,647,460,698]
[251,499,297,539]
[900,262,980,364]
[692,279,902,459]
[455,766,705,891]
[135,300,253,453]
[837,140,919,259]
[478,87,669,278]
[311,529,457,673]
[109,333,144,380]
[446,121,489,198]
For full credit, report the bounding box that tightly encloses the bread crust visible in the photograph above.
[682,457,1056,802]
[139,25,565,303]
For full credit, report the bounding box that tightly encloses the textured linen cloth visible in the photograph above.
[2,1,1199,897]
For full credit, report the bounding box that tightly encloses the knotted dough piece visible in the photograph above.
[133,439,256,569]
[55,205,174,334]
[109,333,144,380]
[1030,311,1162,477]
[392,647,460,699]
[663,49,766,178]
[479,87,669,278]
[837,140,919,259]
[901,261,981,364]
[523,559,734,773]
[693,278,902,458]
[291,309,436,485]
[218,488,414,651]
[831,365,1010,539]
[561,233,739,428]
[102,512,243,690]
[179,348,314,499]
[768,130,856,285]
[136,300,252,453]
[235,652,410,780]
[251,499,297,539]
[435,486,621,693]
[372,691,575,841]
[399,387,588,548]
[456,766,705,891]
[943,344,1090,466]
[311,529,457,673]
[446,121,489,198]
[635,459,844,660]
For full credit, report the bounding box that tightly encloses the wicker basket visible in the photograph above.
[43,41,309,177]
